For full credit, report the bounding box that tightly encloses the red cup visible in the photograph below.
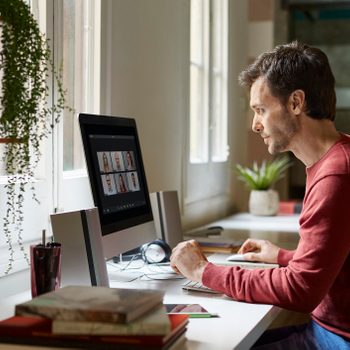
[30,243,61,298]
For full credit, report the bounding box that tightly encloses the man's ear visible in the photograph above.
[288,90,305,115]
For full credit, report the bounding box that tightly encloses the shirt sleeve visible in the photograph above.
[202,175,350,313]
[277,248,295,266]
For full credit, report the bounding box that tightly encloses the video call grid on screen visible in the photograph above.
[89,134,147,215]
[98,150,141,195]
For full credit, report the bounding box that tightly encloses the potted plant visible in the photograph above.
[0,0,69,274]
[236,156,291,216]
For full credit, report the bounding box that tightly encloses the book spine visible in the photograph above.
[52,320,171,336]
[200,246,239,254]
[0,315,188,349]
[0,335,164,349]
[15,305,127,324]
[278,201,302,214]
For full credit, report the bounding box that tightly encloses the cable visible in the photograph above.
[142,263,184,280]
[107,254,145,271]
[107,257,185,282]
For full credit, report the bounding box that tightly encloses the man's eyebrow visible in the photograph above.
[250,103,264,109]
[250,104,259,109]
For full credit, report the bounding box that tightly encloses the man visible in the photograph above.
[113,152,124,171]
[104,174,116,195]
[170,42,350,349]
[130,172,139,191]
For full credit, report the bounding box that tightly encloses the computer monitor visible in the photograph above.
[79,113,157,260]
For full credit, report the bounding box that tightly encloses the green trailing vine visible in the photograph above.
[0,0,69,274]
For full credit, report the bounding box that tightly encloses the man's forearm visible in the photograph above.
[278,249,296,267]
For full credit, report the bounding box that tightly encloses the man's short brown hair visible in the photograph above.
[239,41,336,120]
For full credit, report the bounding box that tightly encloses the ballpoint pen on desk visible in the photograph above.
[188,313,219,318]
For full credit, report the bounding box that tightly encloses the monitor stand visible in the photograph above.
[50,208,110,287]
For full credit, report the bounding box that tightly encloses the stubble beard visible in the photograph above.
[268,110,298,155]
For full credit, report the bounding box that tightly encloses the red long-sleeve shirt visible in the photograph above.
[202,133,350,339]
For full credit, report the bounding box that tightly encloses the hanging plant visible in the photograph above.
[0,0,69,274]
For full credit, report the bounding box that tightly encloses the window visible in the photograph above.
[60,0,101,171]
[0,0,52,276]
[190,0,228,164]
[0,0,100,277]
[54,0,100,213]
[186,0,229,205]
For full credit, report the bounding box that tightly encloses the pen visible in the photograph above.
[188,313,219,318]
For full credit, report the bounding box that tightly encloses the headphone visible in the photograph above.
[140,239,172,264]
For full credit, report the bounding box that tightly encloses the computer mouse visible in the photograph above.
[226,253,246,262]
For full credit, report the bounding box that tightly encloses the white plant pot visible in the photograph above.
[249,189,279,216]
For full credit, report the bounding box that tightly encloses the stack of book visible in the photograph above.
[198,241,241,254]
[0,286,188,349]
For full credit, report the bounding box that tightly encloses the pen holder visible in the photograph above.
[30,243,62,298]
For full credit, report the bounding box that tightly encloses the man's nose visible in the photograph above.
[252,114,263,133]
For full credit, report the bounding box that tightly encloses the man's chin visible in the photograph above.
[267,143,282,155]
[268,145,287,155]
[266,143,275,155]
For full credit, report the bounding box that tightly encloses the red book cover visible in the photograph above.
[278,200,302,214]
[0,313,188,349]
[0,316,51,336]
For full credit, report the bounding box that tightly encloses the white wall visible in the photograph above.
[227,0,249,213]
[103,0,187,194]
[101,0,249,227]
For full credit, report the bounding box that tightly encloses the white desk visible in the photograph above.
[108,262,282,350]
[0,213,300,350]
[0,261,280,350]
[214,212,299,232]
[186,213,300,251]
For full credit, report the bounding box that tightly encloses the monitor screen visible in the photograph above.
[79,113,156,259]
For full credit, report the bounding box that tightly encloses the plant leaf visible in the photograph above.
[235,155,292,191]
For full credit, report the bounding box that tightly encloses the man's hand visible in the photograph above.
[238,239,280,264]
[170,240,209,282]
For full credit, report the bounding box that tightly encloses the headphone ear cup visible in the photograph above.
[140,243,149,262]
[141,239,172,264]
